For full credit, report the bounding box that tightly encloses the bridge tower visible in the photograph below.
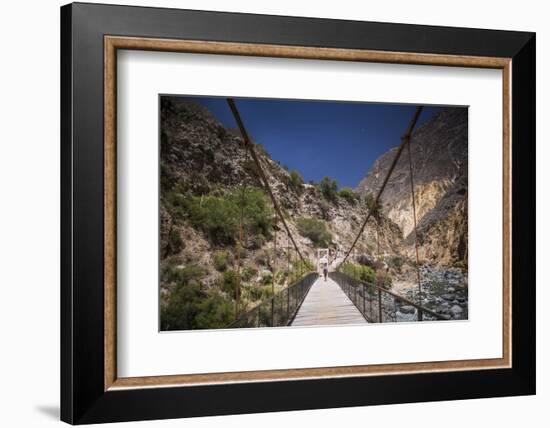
[317,248,329,274]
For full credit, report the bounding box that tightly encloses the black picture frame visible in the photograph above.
[61,2,535,424]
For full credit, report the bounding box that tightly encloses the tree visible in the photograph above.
[338,187,358,204]
[213,250,230,271]
[288,170,304,194]
[319,176,338,202]
[341,262,376,283]
[160,264,237,330]
[296,217,332,247]
[160,265,206,330]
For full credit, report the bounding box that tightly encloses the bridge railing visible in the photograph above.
[330,272,449,323]
[227,272,318,328]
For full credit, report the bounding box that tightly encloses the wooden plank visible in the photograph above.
[291,276,368,326]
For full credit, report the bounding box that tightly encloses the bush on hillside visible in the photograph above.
[296,217,332,247]
[338,187,358,204]
[318,200,331,220]
[163,187,273,246]
[213,250,230,271]
[288,170,305,194]
[341,262,376,284]
[222,270,239,295]
[230,188,274,240]
[160,263,238,330]
[241,266,258,282]
[194,292,235,328]
[245,284,273,301]
[389,255,405,273]
[160,277,204,331]
[167,229,184,255]
[318,176,338,202]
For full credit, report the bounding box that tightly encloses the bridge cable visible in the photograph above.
[227,98,307,266]
[406,136,423,314]
[337,106,424,269]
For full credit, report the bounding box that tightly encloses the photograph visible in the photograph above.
[159,95,469,331]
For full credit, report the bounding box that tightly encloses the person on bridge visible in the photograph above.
[323,264,328,282]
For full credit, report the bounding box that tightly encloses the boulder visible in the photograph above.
[450,305,463,315]
[399,305,416,314]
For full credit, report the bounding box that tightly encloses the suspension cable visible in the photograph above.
[337,106,424,269]
[227,98,306,265]
[406,136,423,307]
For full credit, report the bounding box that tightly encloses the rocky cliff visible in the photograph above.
[356,108,468,268]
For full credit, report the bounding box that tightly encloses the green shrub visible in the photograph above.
[233,188,274,239]
[222,270,239,295]
[167,229,184,255]
[296,217,332,247]
[295,258,314,272]
[160,264,238,330]
[194,292,235,328]
[319,176,338,202]
[234,245,247,260]
[245,285,263,301]
[213,250,229,271]
[160,265,207,330]
[275,270,287,284]
[164,190,190,224]
[164,187,273,246]
[389,256,405,273]
[161,280,203,331]
[251,233,266,250]
[318,200,330,220]
[245,284,273,301]
[189,171,211,195]
[192,194,240,245]
[288,170,304,194]
[241,266,258,282]
[288,258,315,282]
[341,262,376,283]
[338,187,358,204]
[260,272,273,285]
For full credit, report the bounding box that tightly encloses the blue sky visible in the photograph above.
[183,96,441,189]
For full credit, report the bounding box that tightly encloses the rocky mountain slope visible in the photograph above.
[356,108,468,268]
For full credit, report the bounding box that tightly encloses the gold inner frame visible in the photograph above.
[104,35,512,391]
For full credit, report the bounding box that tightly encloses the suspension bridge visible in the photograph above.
[226,99,448,329]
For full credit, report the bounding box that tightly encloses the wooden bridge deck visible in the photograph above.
[291,276,368,327]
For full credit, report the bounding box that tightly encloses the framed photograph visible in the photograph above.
[61,2,535,424]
